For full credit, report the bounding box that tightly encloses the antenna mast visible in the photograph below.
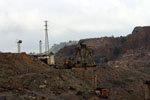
[44,21,50,55]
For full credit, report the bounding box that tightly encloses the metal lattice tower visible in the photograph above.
[44,21,50,55]
[39,40,42,55]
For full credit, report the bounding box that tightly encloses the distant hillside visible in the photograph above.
[56,26,150,64]
[51,41,78,53]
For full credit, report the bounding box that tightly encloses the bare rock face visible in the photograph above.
[82,37,122,58]
[56,36,123,64]
[120,26,150,53]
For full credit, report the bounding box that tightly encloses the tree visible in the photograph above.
[113,45,120,56]
[121,36,126,44]
[50,52,54,55]
[28,52,36,55]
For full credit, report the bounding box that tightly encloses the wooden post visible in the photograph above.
[93,70,97,88]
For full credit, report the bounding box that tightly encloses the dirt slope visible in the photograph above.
[72,66,149,100]
[0,53,94,100]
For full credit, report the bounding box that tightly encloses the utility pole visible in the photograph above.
[39,40,42,55]
[17,40,22,53]
[44,20,50,55]
[93,70,97,88]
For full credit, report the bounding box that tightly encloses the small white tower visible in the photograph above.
[39,40,42,55]
[17,40,22,53]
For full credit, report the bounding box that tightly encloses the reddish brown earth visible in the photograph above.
[120,26,150,53]
[0,53,148,100]
[0,53,93,100]
[57,26,150,63]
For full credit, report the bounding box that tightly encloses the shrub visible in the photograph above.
[76,91,83,95]
[69,48,74,54]
[112,80,126,86]
[104,57,108,63]
[124,79,134,83]
[113,45,120,56]
[121,36,126,44]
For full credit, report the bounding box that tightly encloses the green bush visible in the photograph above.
[112,80,126,86]
[69,86,77,91]
[113,45,120,56]
[69,48,74,54]
[124,79,134,83]
[76,91,83,95]
[121,36,126,44]
[104,57,108,63]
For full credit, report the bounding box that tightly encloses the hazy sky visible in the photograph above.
[0,0,150,53]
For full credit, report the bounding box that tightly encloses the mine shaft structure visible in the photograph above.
[74,41,96,67]
[64,41,96,68]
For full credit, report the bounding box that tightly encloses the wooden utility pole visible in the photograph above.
[93,69,97,88]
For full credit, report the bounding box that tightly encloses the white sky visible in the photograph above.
[0,0,150,53]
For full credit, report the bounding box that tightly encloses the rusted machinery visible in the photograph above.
[64,41,96,68]
[94,88,109,98]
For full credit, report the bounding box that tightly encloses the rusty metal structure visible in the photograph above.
[94,88,109,98]
[64,41,96,68]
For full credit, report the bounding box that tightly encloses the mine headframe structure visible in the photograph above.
[74,44,95,65]
[64,41,96,68]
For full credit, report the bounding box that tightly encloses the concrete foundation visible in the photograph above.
[48,55,55,65]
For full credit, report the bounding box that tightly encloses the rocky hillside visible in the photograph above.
[57,26,150,64]
[0,53,50,76]
[57,37,122,60]
[108,48,150,74]
[73,66,149,100]
[55,26,150,100]
[51,41,78,53]
[120,26,150,53]
[0,51,149,100]
[0,53,93,100]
